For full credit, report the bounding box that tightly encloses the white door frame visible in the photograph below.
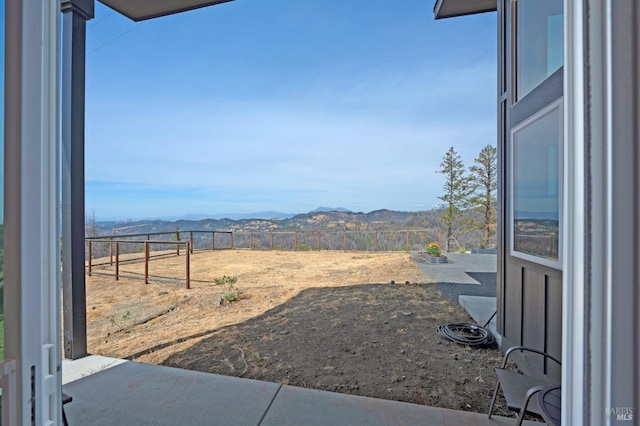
[563,0,639,424]
[2,0,62,424]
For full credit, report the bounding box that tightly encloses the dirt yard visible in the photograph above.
[86,250,510,416]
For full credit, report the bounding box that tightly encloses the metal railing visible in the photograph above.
[87,239,192,289]
[85,228,443,286]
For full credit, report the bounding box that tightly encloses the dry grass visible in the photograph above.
[86,250,430,364]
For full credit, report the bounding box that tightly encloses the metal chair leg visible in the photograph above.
[516,385,545,426]
[487,379,501,418]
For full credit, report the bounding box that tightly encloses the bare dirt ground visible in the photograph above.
[86,250,510,416]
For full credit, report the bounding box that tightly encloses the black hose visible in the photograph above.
[436,322,495,347]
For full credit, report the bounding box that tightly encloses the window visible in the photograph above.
[511,99,562,266]
[514,0,563,101]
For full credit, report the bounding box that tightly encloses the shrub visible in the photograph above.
[213,275,237,286]
[214,275,242,305]
[427,242,442,257]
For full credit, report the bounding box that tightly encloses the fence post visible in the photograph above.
[294,232,298,250]
[406,230,409,252]
[185,242,191,289]
[115,242,119,281]
[144,241,149,284]
[87,240,92,276]
[250,232,253,250]
[231,232,234,250]
[176,230,180,255]
[212,231,215,251]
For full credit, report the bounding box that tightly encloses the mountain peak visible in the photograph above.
[310,207,352,213]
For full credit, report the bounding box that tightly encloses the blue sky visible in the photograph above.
[4,1,497,222]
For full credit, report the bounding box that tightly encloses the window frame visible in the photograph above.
[511,0,564,104]
[509,97,563,269]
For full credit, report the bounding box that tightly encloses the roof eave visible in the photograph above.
[433,0,497,20]
[98,0,235,22]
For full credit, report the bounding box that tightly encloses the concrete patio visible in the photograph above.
[62,355,530,425]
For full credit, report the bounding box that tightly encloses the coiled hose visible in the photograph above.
[436,323,495,347]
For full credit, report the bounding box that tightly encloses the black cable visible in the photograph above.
[436,322,495,347]
[483,310,497,328]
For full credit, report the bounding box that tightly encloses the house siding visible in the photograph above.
[496,0,563,381]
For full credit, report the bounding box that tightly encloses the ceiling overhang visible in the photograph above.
[98,0,235,21]
[433,0,497,19]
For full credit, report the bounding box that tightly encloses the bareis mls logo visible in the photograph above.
[606,407,634,421]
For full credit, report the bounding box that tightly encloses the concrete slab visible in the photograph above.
[62,361,280,426]
[262,385,527,426]
[414,253,497,285]
[62,354,128,384]
[459,295,501,347]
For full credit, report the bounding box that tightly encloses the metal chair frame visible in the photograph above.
[488,346,561,424]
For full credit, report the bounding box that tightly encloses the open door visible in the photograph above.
[1,0,62,424]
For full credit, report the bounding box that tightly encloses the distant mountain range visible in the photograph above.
[104,207,355,222]
[90,208,442,236]
[154,211,296,221]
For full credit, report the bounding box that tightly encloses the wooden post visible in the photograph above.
[176,229,180,255]
[87,240,92,276]
[406,230,409,252]
[190,231,194,253]
[231,232,234,250]
[250,232,253,250]
[294,232,298,250]
[212,231,215,251]
[270,233,274,250]
[185,242,191,289]
[144,241,149,284]
[115,242,119,281]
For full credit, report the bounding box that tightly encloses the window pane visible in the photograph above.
[512,101,561,262]
[516,0,563,100]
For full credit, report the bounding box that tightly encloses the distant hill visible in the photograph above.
[309,207,353,214]
[91,209,443,236]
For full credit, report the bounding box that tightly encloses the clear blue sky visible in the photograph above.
[4,1,497,222]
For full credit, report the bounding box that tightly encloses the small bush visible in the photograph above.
[214,275,237,286]
[427,242,442,257]
[214,275,242,305]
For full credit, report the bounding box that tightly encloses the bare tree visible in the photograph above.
[85,210,97,237]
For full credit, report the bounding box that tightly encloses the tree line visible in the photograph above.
[437,145,497,252]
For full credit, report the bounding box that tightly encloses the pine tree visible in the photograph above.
[437,147,473,252]
[469,145,498,248]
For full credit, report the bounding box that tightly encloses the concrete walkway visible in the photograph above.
[62,356,528,425]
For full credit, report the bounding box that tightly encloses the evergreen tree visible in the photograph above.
[469,145,498,248]
[437,147,473,252]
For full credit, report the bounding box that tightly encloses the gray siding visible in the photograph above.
[501,259,561,380]
[496,0,563,381]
